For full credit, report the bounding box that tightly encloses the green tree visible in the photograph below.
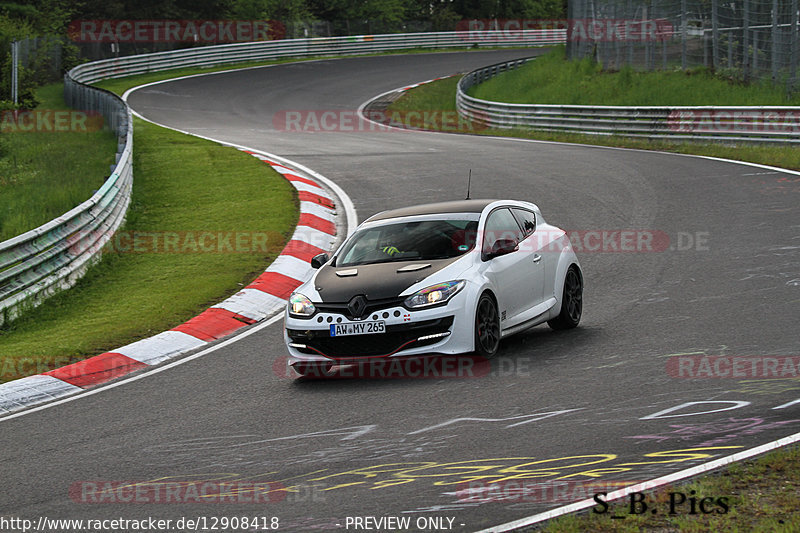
[228,0,310,22]
[452,0,564,19]
[0,14,38,108]
[405,0,460,30]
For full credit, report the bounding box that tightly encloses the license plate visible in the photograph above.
[330,321,386,337]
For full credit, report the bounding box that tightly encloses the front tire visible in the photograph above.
[474,293,500,358]
[548,266,583,330]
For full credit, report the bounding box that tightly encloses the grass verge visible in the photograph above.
[537,444,800,532]
[470,47,800,106]
[0,84,118,241]
[387,53,800,532]
[0,99,296,383]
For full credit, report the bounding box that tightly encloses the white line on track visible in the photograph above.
[476,429,800,532]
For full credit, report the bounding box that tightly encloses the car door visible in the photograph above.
[481,207,531,326]
[511,207,546,309]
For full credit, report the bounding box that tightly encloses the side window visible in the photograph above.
[512,208,536,238]
[482,208,523,256]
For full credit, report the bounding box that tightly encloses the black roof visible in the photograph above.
[365,199,497,223]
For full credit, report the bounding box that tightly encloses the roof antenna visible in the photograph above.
[465,169,472,200]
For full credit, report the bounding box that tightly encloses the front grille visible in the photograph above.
[287,317,454,358]
[315,297,406,320]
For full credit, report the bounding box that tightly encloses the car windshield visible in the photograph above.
[336,216,480,267]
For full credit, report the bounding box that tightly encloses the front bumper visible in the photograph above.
[284,292,473,366]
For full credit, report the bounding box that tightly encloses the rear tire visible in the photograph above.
[548,266,583,330]
[474,293,500,358]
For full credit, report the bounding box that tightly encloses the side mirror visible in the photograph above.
[310,253,329,269]
[487,238,518,259]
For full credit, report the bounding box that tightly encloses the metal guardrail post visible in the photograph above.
[11,40,19,104]
[743,0,750,80]
[681,0,687,70]
[773,0,780,83]
[792,0,799,91]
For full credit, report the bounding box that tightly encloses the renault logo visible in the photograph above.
[348,295,368,319]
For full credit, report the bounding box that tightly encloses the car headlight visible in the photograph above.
[404,280,465,309]
[288,292,316,317]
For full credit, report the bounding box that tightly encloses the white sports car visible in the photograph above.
[284,199,583,376]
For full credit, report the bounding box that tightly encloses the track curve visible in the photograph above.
[3,50,799,532]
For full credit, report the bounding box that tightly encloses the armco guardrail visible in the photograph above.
[70,30,566,84]
[0,30,564,324]
[457,59,800,144]
[0,76,132,326]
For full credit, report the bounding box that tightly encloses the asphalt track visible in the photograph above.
[2,50,800,532]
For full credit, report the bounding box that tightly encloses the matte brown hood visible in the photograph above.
[313,257,461,302]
